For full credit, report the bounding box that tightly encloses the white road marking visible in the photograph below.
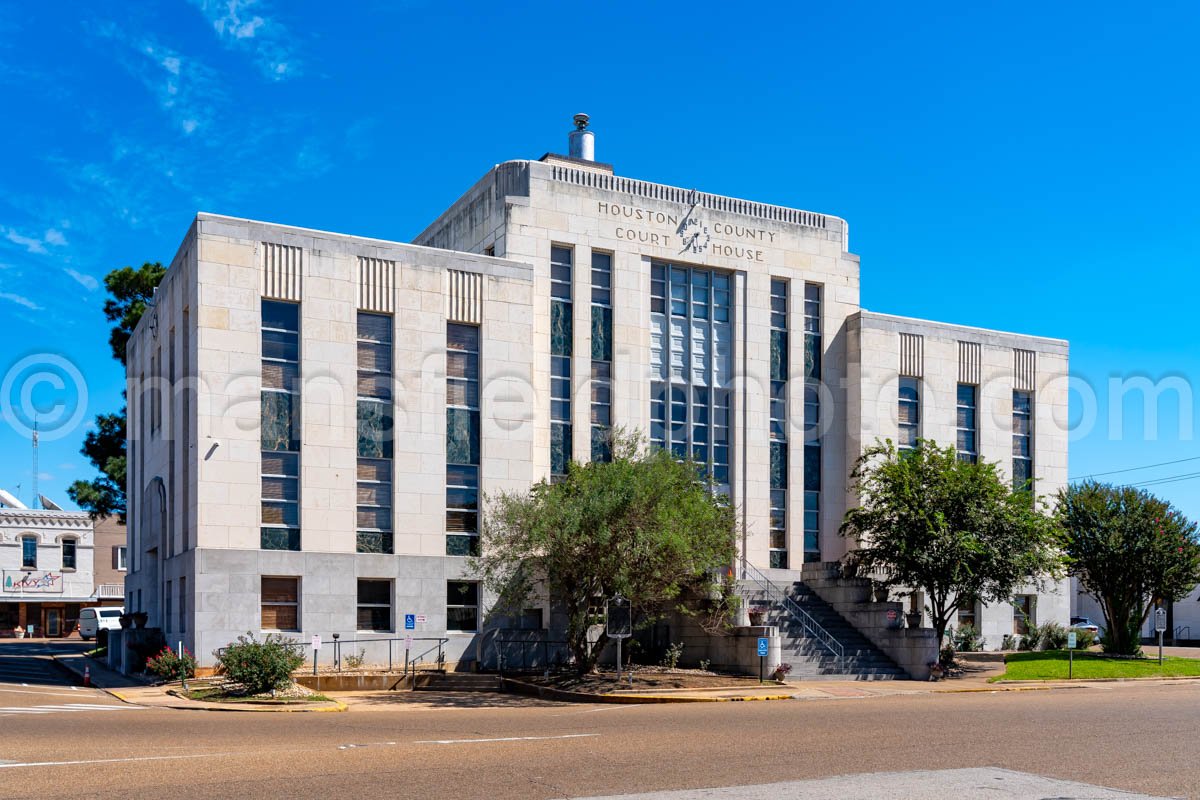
[0,688,106,698]
[0,703,143,716]
[552,705,641,716]
[0,753,237,770]
[415,733,600,745]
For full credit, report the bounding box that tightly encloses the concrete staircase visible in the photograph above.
[740,580,908,680]
[415,672,503,692]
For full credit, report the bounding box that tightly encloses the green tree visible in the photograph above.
[474,433,737,674]
[840,440,1063,646]
[1057,481,1200,655]
[67,262,166,520]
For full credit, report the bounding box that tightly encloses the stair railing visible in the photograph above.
[740,561,844,665]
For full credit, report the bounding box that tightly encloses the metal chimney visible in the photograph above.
[568,113,594,161]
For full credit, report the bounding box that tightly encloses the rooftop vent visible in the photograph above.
[568,113,594,161]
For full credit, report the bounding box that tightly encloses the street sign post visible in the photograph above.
[1067,631,1076,679]
[606,596,632,684]
[1155,607,1167,665]
[757,636,769,683]
[311,634,322,676]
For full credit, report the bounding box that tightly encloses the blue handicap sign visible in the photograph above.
[757,637,769,657]
[404,614,416,630]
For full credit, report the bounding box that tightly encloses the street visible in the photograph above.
[0,642,1197,799]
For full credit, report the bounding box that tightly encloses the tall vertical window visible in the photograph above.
[261,300,301,551]
[165,580,173,632]
[1012,390,1033,490]
[179,576,187,633]
[21,536,36,569]
[590,252,613,462]
[769,279,788,569]
[550,246,573,479]
[803,283,822,563]
[649,263,733,492]
[61,539,76,570]
[898,377,920,451]
[956,384,978,464]
[447,323,480,556]
[357,312,394,554]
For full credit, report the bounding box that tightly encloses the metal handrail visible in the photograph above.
[1175,625,1191,640]
[740,562,844,664]
[404,638,448,677]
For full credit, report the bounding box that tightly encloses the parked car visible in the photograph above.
[78,607,124,641]
[1070,616,1102,640]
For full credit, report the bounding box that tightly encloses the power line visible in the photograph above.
[1125,471,1200,489]
[1070,455,1200,482]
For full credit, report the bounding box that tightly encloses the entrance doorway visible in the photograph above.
[45,609,61,637]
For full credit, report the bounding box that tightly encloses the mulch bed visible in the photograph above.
[522,670,769,692]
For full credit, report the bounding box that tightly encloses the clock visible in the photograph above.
[678,210,710,255]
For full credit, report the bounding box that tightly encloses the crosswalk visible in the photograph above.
[0,703,145,717]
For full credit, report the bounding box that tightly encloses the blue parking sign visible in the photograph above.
[404,614,416,630]
[757,637,769,657]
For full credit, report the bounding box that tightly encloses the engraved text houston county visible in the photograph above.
[597,201,776,261]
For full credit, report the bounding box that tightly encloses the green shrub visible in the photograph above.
[1000,634,1018,651]
[661,641,684,670]
[216,632,305,695]
[1073,629,1096,649]
[1019,622,1044,651]
[951,624,985,652]
[1041,622,1069,650]
[344,649,365,669]
[146,645,196,682]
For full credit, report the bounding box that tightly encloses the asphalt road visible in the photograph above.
[0,644,1197,799]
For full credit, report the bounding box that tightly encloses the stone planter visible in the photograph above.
[119,614,133,629]
[14,628,25,639]
[132,612,149,629]
[905,612,923,629]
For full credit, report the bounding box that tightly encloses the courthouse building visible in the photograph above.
[125,117,1069,665]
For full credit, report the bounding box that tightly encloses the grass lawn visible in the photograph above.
[992,651,1200,681]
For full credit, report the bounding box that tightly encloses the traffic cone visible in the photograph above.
[83,665,91,687]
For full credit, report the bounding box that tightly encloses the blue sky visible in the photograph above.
[1,1,1198,518]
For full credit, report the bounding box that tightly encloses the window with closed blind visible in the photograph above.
[590,251,613,462]
[261,576,300,631]
[550,246,573,478]
[769,279,788,569]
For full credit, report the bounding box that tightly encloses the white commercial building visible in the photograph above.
[125,118,1069,667]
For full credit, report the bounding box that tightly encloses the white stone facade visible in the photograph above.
[0,506,95,636]
[126,149,1070,665]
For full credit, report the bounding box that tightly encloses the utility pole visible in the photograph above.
[31,420,39,509]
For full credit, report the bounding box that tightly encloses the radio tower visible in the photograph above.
[31,420,39,510]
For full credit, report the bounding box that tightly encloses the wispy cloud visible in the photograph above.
[0,292,42,310]
[96,22,224,136]
[188,0,300,80]
[64,268,100,291]
[1,226,68,255]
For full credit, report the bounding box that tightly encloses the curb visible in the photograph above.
[988,674,1200,686]
[501,678,795,704]
[162,689,349,713]
[47,654,141,704]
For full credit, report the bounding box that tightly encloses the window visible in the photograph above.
[357,579,392,632]
[1013,594,1035,635]
[769,279,788,569]
[1013,390,1033,491]
[165,580,173,632]
[447,323,480,556]
[115,546,127,571]
[591,252,613,462]
[956,384,978,464]
[898,377,920,451]
[261,577,299,631]
[446,581,479,632]
[803,283,822,562]
[21,536,36,569]
[179,576,187,633]
[261,300,301,551]
[550,245,573,479]
[957,601,977,629]
[357,312,394,554]
[649,263,733,492]
[61,538,76,570]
